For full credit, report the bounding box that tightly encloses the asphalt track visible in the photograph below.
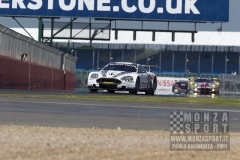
[0,90,240,132]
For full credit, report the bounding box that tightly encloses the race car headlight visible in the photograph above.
[121,76,133,82]
[90,74,99,79]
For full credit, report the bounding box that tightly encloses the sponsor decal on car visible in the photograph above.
[103,82,115,84]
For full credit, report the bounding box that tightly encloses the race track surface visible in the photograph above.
[0,91,239,132]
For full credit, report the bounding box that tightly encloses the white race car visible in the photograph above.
[87,62,157,94]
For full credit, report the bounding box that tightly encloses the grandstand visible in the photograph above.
[56,42,239,76]
[7,20,240,77]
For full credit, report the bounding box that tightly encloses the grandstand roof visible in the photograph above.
[105,31,240,47]
[11,28,240,47]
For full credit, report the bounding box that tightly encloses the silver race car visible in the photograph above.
[87,62,157,94]
[189,77,220,94]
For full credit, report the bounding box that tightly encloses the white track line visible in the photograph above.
[0,99,240,113]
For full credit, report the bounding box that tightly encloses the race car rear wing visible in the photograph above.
[142,65,158,72]
[189,77,220,82]
[189,77,195,81]
[212,78,220,82]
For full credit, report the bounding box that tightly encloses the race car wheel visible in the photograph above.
[130,77,140,94]
[153,77,157,90]
[146,77,157,95]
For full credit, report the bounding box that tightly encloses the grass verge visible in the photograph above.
[0,93,239,107]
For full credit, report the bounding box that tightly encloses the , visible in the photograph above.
[87,62,157,94]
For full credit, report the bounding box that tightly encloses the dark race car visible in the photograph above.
[172,81,189,93]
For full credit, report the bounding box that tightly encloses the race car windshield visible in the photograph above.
[195,79,212,82]
[102,64,137,72]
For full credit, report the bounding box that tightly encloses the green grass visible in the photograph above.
[0,93,239,107]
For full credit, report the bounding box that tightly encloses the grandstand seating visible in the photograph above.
[227,52,239,74]
[76,49,94,70]
[198,52,213,73]
[211,52,225,74]
[58,47,239,74]
[173,51,186,72]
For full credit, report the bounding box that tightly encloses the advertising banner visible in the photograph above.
[0,0,229,22]
[156,77,188,90]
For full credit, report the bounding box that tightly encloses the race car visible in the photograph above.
[87,62,157,94]
[172,81,189,93]
[188,77,220,94]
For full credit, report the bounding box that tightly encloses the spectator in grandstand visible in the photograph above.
[231,72,234,75]
[234,71,237,75]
